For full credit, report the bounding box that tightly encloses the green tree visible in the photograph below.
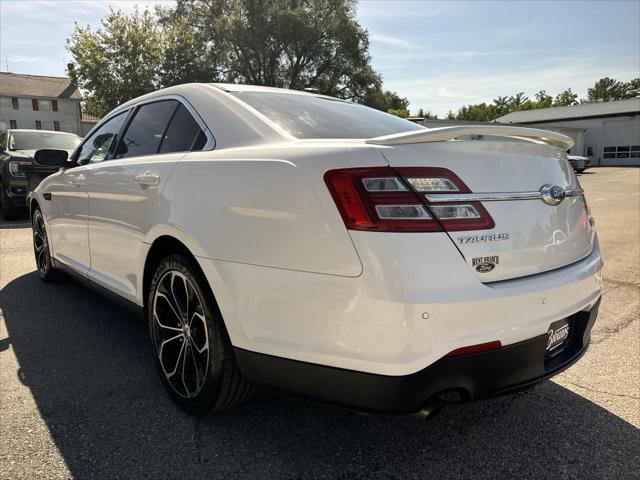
[157,13,218,86]
[492,96,510,117]
[171,0,381,103]
[69,1,399,115]
[414,107,437,118]
[553,88,578,106]
[586,77,625,102]
[363,88,409,112]
[67,7,163,117]
[534,90,553,108]
[508,92,529,109]
[387,108,410,118]
[452,103,500,122]
[621,78,640,98]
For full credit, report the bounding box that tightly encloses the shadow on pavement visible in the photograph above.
[0,218,31,230]
[1,272,638,479]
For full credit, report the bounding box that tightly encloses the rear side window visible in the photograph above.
[231,91,424,139]
[158,104,206,154]
[116,100,178,159]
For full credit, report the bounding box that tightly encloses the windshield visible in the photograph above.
[231,91,424,139]
[9,131,81,151]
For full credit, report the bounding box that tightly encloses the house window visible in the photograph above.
[53,121,60,131]
[603,146,639,159]
[52,99,58,112]
[35,120,42,130]
[583,146,593,157]
[32,99,39,111]
[11,97,19,110]
[10,120,17,129]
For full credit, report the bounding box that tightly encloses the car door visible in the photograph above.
[46,111,128,274]
[85,98,211,303]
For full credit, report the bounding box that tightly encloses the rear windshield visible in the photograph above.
[9,131,81,151]
[231,91,424,139]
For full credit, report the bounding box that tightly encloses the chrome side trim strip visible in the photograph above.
[425,188,584,203]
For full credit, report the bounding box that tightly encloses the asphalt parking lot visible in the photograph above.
[1,167,638,480]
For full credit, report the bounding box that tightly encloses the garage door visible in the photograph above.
[601,118,640,166]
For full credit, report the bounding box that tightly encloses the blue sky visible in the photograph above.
[1,0,639,116]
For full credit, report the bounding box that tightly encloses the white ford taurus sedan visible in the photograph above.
[28,84,603,416]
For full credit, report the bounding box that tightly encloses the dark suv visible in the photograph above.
[0,129,81,220]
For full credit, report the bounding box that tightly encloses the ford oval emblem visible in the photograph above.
[540,184,566,206]
[475,262,496,273]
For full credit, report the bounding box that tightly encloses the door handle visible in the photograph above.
[135,171,160,186]
[72,174,86,186]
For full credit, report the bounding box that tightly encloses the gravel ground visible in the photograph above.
[1,167,638,480]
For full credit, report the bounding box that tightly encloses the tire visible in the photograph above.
[576,169,585,173]
[1,182,22,221]
[148,254,253,415]
[32,208,62,282]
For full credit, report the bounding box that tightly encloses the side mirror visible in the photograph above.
[33,149,69,168]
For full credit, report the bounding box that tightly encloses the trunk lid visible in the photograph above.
[372,132,594,282]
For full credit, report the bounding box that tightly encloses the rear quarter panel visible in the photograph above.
[156,143,387,277]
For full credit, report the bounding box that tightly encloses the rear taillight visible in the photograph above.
[324,167,494,232]
[324,167,440,232]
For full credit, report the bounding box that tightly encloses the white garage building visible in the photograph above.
[495,98,640,166]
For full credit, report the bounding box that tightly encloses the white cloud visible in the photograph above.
[369,33,418,49]
[434,87,475,99]
[358,1,448,20]
[7,54,45,64]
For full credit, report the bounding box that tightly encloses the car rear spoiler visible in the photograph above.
[365,125,574,150]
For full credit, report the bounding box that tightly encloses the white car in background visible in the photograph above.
[27,84,603,416]
[568,155,591,173]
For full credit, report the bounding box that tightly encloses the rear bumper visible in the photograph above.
[235,299,600,413]
[203,233,603,377]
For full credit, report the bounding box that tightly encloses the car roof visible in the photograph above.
[113,83,344,115]
[209,83,344,101]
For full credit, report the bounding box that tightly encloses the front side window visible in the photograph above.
[231,91,424,139]
[76,111,128,165]
[158,104,206,154]
[116,100,178,159]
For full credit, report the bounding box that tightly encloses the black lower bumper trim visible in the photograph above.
[235,299,600,413]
